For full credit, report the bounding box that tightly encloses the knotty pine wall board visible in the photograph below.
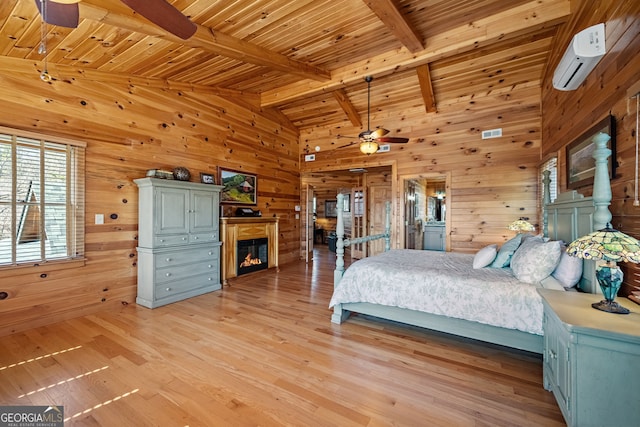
[302,77,542,254]
[0,68,300,337]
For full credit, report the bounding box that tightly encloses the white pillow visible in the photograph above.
[473,244,498,269]
[552,250,583,288]
[510,238,562,284]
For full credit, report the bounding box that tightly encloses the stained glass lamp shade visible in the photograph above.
[507,219,535,233]
[566,224,640,314]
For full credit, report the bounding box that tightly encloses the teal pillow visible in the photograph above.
[490,234,524,268]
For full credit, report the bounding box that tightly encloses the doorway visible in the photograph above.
[404,179,419,249]
[300,165,395,258]
[401,173,449,250]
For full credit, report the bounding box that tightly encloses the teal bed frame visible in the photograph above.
[331,132,613,354]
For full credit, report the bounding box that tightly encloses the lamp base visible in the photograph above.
[592,300,630,314]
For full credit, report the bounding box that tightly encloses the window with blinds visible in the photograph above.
[541,157,558,203]
[0,128,85,267]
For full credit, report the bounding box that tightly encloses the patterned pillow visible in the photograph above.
[490,234,524,268]
[510,238,563,284]
[473,244,498,269]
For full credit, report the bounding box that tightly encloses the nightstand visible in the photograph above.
[538,289,640,427]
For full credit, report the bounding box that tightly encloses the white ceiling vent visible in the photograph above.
[481,128,502,139]
[377,144,391,153]
[304,154,315,162]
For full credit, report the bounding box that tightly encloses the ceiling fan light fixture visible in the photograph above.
[360,141,379,155]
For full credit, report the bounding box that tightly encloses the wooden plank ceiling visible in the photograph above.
[0,0,569,151]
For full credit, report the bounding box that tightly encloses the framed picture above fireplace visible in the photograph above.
[219,167,257,205]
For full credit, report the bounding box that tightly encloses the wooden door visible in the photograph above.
[351,187,365,259]
[302,185,314,263]
[404,180,417,249]
[368,185,391,256]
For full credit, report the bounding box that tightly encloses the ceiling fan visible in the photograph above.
[34,0,197,40]
[343,76,409,155]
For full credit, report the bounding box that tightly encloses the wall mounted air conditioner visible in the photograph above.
[553,23,606,91]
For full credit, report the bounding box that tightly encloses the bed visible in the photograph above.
[330,133,614,354]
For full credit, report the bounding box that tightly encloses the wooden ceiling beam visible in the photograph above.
[0,55,260,103]
[333,89,363,127]
[262,0,569,107]
[416,64,437,113]
[78,2,331,82]
[362,0,423,53]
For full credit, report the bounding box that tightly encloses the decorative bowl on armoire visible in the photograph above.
[173,167,191,181]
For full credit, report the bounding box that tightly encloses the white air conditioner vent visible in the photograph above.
[553,23,606,91]
[481,128,502,139]
[377,144,391,153]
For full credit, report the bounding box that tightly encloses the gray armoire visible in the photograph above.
[134,178,223,308]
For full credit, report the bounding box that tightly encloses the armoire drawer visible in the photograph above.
[154,247,218,268]
[155,261,217,284]
[154,273,219,299]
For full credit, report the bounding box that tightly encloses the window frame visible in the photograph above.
[0,126,85,270]
[541,156,558,204]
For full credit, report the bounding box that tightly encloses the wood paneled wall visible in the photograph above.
[302,170,380,232]
[0,68,300,336]
[301,86,542,253]
[541,0,640,295]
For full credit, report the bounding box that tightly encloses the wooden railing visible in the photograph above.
[333,192,391,287]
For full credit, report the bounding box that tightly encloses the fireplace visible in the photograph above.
[237,238,269,276]
[220,216,279,285]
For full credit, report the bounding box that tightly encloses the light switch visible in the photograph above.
[95,214,104,225]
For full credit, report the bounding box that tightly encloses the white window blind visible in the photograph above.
[541,157,558,203]
[0,129,85,266]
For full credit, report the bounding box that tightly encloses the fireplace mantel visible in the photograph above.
[220,217,279,285]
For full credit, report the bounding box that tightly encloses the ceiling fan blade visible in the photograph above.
[371,128,390,138]
[121,0,197,40]
[336,141,358,149]
[34,0,79,28]
[376,137,409,143]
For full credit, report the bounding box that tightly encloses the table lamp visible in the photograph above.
[507,218,535,233]
[566,224,640,314]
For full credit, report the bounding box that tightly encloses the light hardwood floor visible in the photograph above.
[0,246,564,426]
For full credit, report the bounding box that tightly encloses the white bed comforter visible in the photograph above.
[329,249,544,335]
